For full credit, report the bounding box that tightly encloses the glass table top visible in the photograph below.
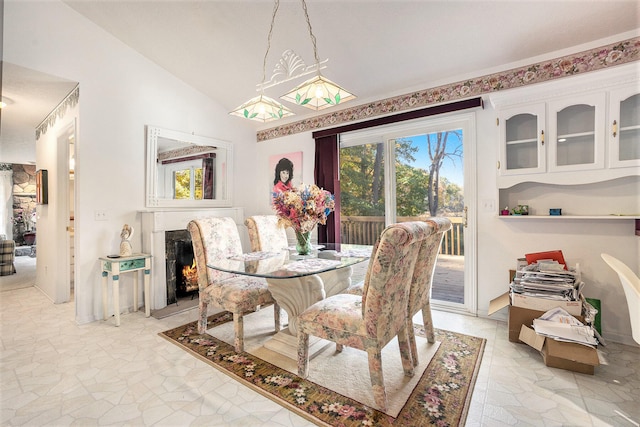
[207,244,372,279]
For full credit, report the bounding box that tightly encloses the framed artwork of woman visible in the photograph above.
[269,152,302,195]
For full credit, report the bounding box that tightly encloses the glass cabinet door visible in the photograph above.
[609,86,640,168]
[499,104,546,175]
[548,93,605,172]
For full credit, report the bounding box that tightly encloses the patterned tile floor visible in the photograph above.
[1,286,639,426]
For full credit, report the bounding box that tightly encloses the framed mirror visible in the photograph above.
[146,125,234,208]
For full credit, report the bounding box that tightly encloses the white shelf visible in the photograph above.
[498,215,639,220]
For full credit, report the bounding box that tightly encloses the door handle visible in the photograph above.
[463,206,468,228]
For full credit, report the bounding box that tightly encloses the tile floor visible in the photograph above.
[1,286,639,426]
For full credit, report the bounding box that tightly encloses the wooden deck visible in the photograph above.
[350,254,464,304]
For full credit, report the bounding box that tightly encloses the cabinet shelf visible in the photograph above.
[506,138,538,145]
[556,131,595,140]
[498,214,639,220]
[620,124,640,132]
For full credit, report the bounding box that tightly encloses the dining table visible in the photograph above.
[207,243,372,359]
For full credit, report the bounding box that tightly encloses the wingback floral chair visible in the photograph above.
[187,217,280,353]
[244,215,289,252]
[297,221,433,410]
[406,217,451,365]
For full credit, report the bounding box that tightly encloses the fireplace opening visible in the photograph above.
[165,230,198,304]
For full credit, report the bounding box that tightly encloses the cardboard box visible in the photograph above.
[511,293,582,316]
[519,325,599,374]
[488,294,584,343]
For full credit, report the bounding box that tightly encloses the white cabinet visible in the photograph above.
[609,85,640,169]
[496,84,638,188]
[492,66,639,220]
[498,93,607,178]
[498,104,546,176]
[548,92,606,172]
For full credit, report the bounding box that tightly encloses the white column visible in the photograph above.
[0,170,13,240]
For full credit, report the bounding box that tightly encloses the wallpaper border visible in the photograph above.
[257,37,639,142]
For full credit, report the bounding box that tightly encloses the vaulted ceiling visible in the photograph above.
[2,0,639,161]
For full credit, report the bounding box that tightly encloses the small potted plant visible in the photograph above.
[512,205,529,215]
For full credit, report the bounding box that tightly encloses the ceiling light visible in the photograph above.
[280,0,355,110]
[230,0,354,121]
[230,0,293,122]
[230,94,294,122]
[281,75,355,110]
[0,96,13,109]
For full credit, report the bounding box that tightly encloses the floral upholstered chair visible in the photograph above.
[244,215,289,252]
[406,217,451,365]
[0,239,16,276]
[297,222,433,410]
[187,217,280,353]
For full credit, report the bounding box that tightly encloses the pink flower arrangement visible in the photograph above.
[272,184,335,233]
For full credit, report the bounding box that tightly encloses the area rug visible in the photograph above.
[160,310,485,427]
[196,306,441,417]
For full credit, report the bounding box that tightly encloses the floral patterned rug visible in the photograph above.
[160,311,485,427]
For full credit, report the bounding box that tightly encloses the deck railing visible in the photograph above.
[340,215,464,256]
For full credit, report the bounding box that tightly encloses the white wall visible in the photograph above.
[4,0,257,322]
[5,0,638,345]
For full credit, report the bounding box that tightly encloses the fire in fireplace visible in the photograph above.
[165,230,199,304]
[182,259,199,293]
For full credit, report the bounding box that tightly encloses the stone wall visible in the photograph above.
[12,164,37,246]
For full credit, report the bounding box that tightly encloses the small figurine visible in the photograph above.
[119,224,133,256]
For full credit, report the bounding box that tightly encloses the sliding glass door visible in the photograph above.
[339,113,476,313]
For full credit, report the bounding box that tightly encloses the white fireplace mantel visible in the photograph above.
[140,207,245,309]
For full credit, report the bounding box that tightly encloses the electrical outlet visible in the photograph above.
[94,210,109,221]
[481,199,496,212]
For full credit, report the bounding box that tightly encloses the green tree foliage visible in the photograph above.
[425,130,462,216]
[340,143,386,215]
[340,132,463,217]
[174,170,191,199]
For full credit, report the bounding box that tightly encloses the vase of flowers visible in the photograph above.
[271,183,335,255]
[294,230,312,255]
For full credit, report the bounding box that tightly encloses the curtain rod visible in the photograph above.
[312,97,483,139]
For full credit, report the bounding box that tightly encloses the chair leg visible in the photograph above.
[367,349,388,411]
[422,304,435,343]
[197,300,208,334]
[297,331,310,378]
[233,312,244,353]
[407,318,419,367]
[273,302,281,332]
[398,327,415,377]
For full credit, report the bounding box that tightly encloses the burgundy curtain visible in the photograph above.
[314,135,340,244]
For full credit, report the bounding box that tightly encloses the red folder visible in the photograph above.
[524,250,567,270]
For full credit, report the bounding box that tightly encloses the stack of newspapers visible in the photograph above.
[511,260,583,301]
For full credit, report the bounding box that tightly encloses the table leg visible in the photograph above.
[266,274,325,336]
[102,271,108,320]
[144,268,151,317]
[133,271,139,313]
[113,274,120,327]
[263,268,352,360]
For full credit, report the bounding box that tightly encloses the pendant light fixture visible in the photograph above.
[280,0,355,110]
[230,0,294,122]
[230,0,355,121]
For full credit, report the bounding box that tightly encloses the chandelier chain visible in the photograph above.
[300,0,320,66]
[262,0,281,87]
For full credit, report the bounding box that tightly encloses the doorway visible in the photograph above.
[339,113,477,314]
